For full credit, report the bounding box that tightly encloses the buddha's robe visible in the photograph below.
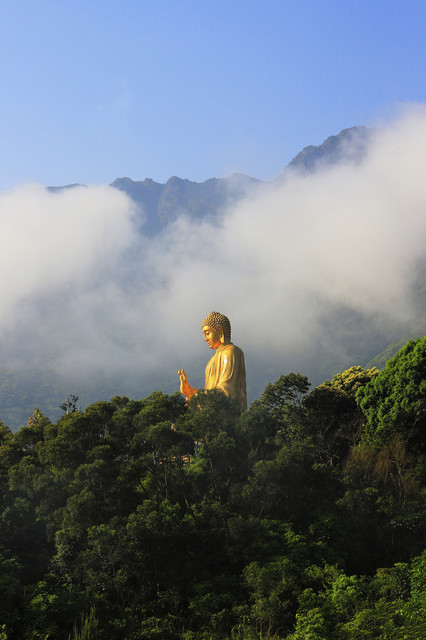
[204,343,247,410]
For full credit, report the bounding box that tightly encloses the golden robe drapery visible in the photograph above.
[204,343,247,410]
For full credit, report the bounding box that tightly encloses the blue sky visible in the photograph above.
[1,0,425,189]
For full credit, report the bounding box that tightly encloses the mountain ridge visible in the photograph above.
[48,126,371,236]
[110,126,371,235]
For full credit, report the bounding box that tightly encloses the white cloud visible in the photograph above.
[0,183,136,327]
[1,106,426,403]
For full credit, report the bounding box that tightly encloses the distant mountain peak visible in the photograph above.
[285,126,372,174]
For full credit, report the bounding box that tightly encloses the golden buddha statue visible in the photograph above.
[178,311,247,410]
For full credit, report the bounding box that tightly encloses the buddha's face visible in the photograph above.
[202,325,221,350]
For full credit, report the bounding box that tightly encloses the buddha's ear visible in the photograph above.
[218,326,225,343]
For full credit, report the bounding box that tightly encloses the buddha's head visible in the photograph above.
[201,311,231,348]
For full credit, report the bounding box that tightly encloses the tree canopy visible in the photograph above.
[357,336,426,452]
[0,340,424,639]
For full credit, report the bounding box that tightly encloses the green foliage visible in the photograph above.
[289,554,426,640]
[61,394,81,415]
[260,373,310,411]
[0,344,424,639]
[357,336,426,451]
[322,365,379,397]
[301,366,379,465]
[337,435,424,573]
[302,386,361,464]
[69,607,99,640]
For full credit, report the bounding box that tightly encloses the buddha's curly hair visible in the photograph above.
[201,311,231,343]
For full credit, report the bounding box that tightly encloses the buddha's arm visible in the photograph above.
[178,369,197,401]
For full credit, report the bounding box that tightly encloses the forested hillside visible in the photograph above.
[0,337,424,639]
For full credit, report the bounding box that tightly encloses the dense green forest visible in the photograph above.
[0,338,425,639]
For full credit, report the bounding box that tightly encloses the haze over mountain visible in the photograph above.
[1,109,426,429]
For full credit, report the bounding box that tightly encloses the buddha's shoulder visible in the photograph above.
[220,343,244,356]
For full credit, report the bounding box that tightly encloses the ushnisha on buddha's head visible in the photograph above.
[201,311,231,349]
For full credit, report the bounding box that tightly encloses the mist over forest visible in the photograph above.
[1,106,426,427]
